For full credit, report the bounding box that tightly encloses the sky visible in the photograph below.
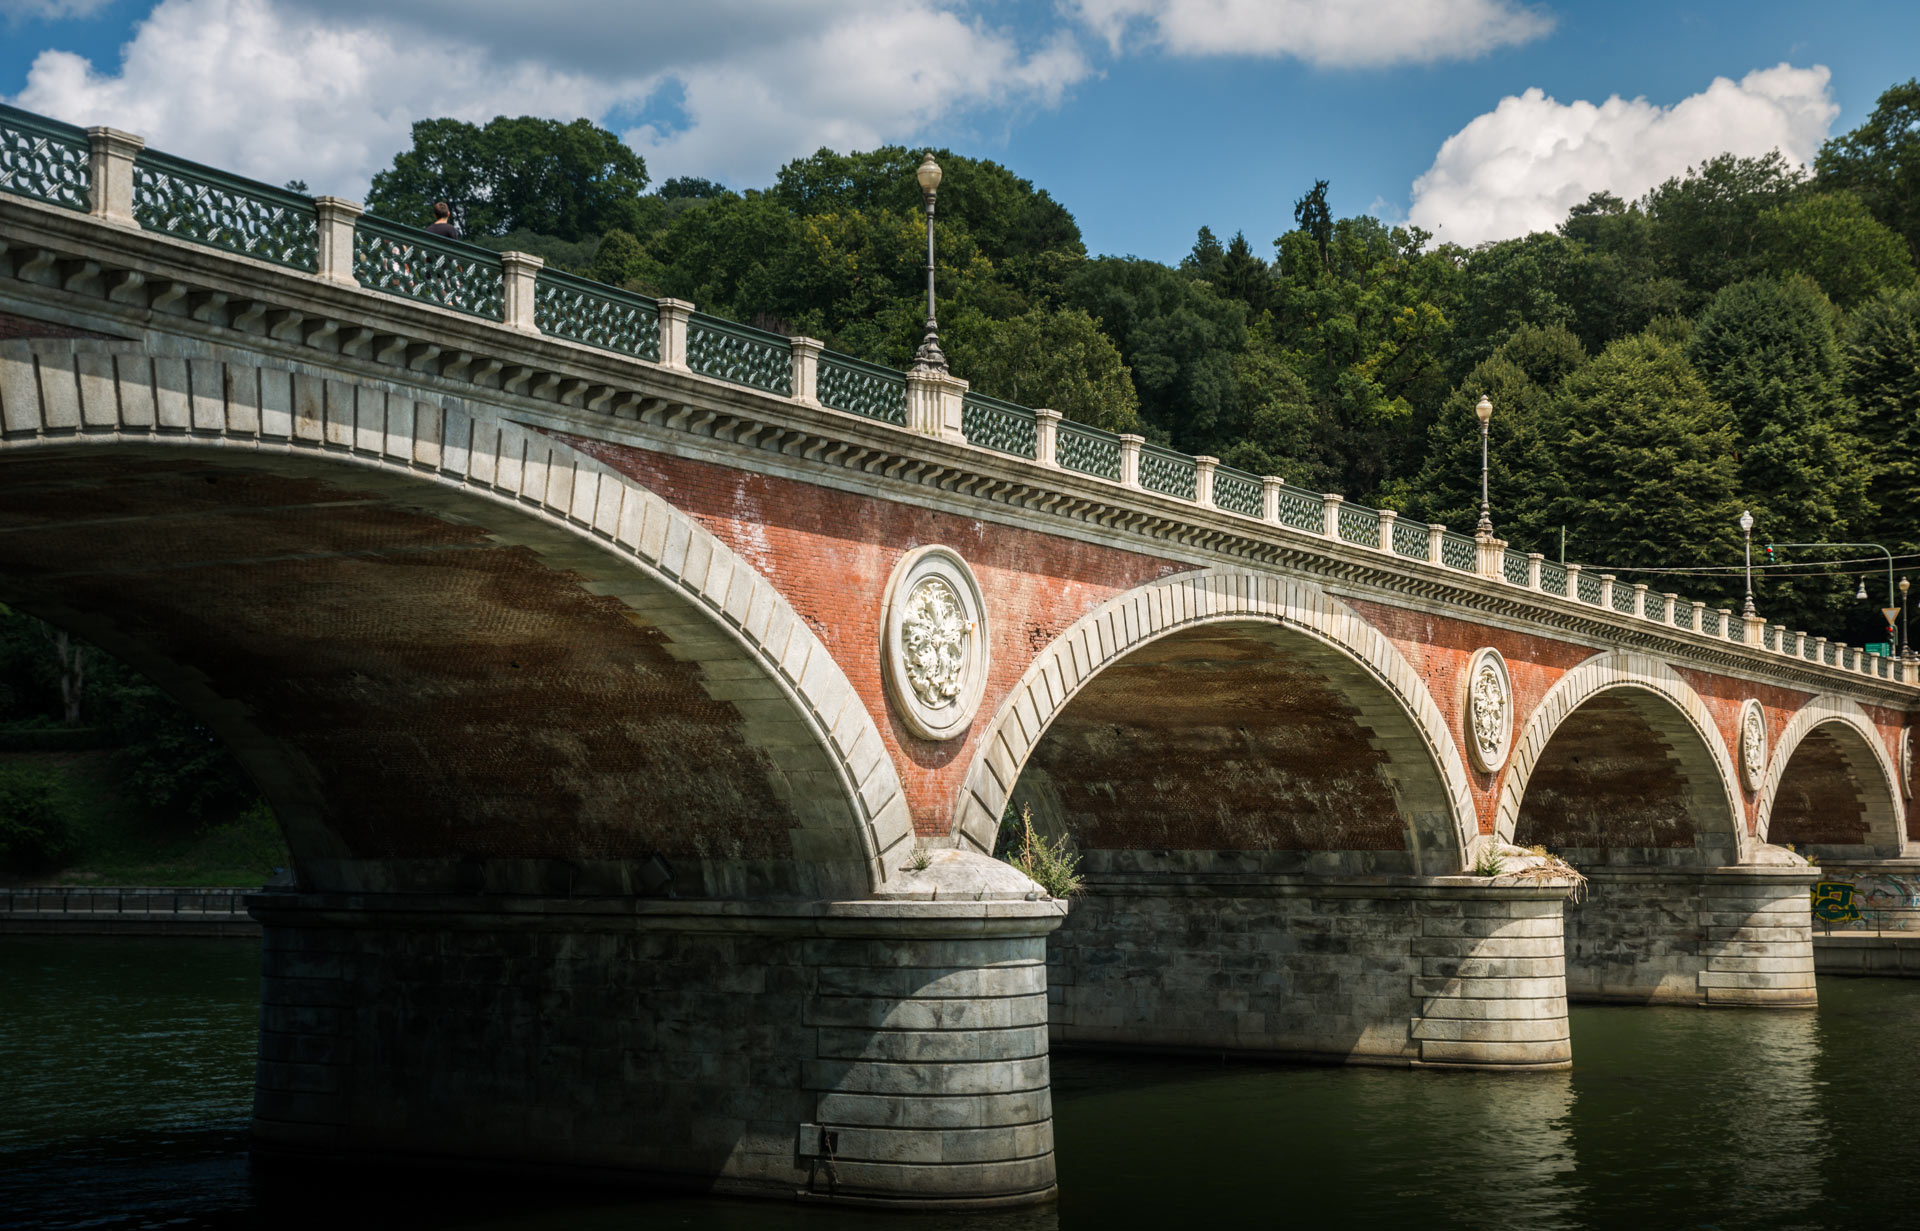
[2,0,1916,264]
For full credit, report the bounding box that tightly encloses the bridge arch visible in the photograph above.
[1754,696,1904,858]
[953,567,1477,874]
[1494,650,1747,865]
[0,337,909,896]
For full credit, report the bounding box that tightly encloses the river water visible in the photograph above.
[3,936,1916,1230]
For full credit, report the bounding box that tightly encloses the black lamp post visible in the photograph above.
[1740,509,1756,618]
[1474,396,1493,536]
[1902,576,1911,659]
[912,153,946,373]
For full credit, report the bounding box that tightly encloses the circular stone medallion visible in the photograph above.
[1464,647,1513,774]
[1738,699,1768,793]
[882,546,989,741]
[1902,728,1914,801]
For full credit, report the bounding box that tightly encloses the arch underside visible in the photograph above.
[1009,619,1461,877]
[1512,688,1740,868]
[1767,722,1902,859]
[0,445,869,898]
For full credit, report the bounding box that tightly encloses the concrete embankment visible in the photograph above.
[0,887,260,937]
[1814,932,1920,977]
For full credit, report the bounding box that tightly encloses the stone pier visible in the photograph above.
[1563,867,1818,1006]
[1046,869,1574,1070]
[248,890,1067,1208]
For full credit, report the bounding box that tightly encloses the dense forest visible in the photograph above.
[370,78,1908,647]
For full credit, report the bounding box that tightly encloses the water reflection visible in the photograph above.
[8,938,1920,1231]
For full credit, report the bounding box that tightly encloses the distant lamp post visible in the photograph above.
[1740,509,1756,618]
[1474,396,1494,537]
[1902,576,1912,659]
[1857,576,1870,601]
[912,152,946,373]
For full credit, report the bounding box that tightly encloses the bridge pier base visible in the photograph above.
[1047,869,1573,1069]
[1565,867,1818,1007]
[246,891,1067,1208]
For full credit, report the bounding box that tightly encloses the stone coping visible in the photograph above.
[1076,873,1579,900]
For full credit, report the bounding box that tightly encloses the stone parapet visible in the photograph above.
[247,891,1067,1208]
[1045,872,1573,1071]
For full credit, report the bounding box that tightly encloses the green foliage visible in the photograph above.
[367,115,650,241]
[945,306,1141,431]
[1816,78,1920,262]
[0,764,78,870]
[469,228,603,273]
[1644,151,1805,303]
[1844,288,1920,554]
[1002,805,1083,899]
[1755,191,1917,309]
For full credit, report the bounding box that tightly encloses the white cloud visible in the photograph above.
[1,0,116,19]
[8,0,1089,200]
[1408,63,1839,247]
[1070,0,1553,67]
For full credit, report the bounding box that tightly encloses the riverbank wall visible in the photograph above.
[0,886,261,936]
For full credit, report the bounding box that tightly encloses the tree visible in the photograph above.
[1215,232,1271,315]
[1548,334,1744,593]
[945,306,1141,432]
[1754,191,1916,309]
[1181,226,1225,280]
[1643,152,1804,302]
[1686,277,1872,629]
[368,115,649,241]
[1816,78,1920,262]
[1844,288,1920,554]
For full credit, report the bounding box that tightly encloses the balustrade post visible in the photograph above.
[1427,522,1446,562]
[1565,563,1584,601]
[1193,456,1218,507]
[314,197,364,285]
[1261,476,1283,524]
[1119,434,1144,488]
[499,252,543,333]
[1475,535,1504,579]
[1903,658,1918,686]
[1034,409,1061,468]
[1598,574,1616,610]
[1715,609,1732,638]
[1745,614,1769,647]
[1814,636,1829,663]
[789,337,823,406]
[1377,509,1399,553]
[1321,493,1344,538]
[1631,582,1648,617]
[85,127,145,225]
[1662,593,1680,624]
[906,369,968,441]
[1868,651,1882,677]
[1691,600,1706,631]
[1528,552,1544,590]
[656,298,694,371]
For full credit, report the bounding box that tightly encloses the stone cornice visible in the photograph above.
[3,193,1912,708]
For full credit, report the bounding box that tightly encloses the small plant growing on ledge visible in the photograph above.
[1472,842,1507,877]
[906,846,931,873]
[1004,805,1083,899]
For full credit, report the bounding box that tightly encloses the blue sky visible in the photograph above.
[3,0,1915,263]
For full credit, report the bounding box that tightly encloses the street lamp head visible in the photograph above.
[1857,577,1869,600]
[1475,396,1493,424]
[1739,509,1754,534]
[916,152,942,196]
[1903,576,1911,597]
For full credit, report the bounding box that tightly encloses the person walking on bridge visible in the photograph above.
[424,201,459,238]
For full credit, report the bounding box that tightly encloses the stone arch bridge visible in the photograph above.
[1,108,1912,1208]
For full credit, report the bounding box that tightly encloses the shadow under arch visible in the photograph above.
[0,338,908,898]
[953,567,1476,875]
[1756,696,1905,859]
[1494,650,1747,867]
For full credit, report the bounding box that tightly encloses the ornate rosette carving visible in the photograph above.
[1464,647,1513,773]
[883,546,989,741]
[1738,699,1768,793]
[1902,727,1913,801]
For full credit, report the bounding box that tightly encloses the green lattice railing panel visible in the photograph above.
[1441,533,1476,571]
[1805,637,1819,661]
[1823,642,1838,666]
[1880,656,1892,679]
[1338,503,1378,547]
[686,313,792,395]
[533,267,660,361]
[961,392,1037,459]
[818,353,906,425]
[0,103,89,211]
[1673,603,1694,631]
[1539,561,1567,596]
[1644,592,1666,621]
[1577,572,1601,605]
[1764,625,1778,650]
[1272,485,1322,533]
[1212,466,1262,517]
[1139,444,1196,500]
[1392,518,1429,560]
[132,150,317,271]
[1057,421,1122,481]
[1502,551,1530,586]
[354,216,504,320]
[1612,584,1636,615]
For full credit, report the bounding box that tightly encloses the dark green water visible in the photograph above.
[4,937,1918,1230]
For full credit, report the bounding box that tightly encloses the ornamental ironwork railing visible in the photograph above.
[961,391,1037,459]
[1338,502,1379,548]
[1392,517,1429,560]
[1057,421,1122,481]
[1577,572,1602,605]
[1612,584,1636,615]
[1441,532,1476,572]
[818,353,907,426]
[1271,485,1323,533]
[1673,603,1694,631]
[132,150,317,272]
[1538,561,1568,596]
[533,267,660,361]
[1212,466,1263,518]
[1138,443,1196,500]
[0,102,89,211]
[1765,625,1779,651]
[686,312,792,395]
[1644,592,1666,622]
[1502,551,1530,587]
[354,216,504,320]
